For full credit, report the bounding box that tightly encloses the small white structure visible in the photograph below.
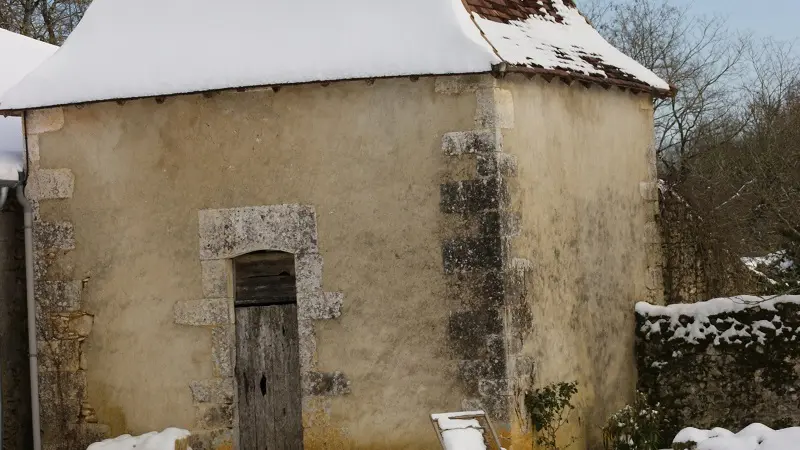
[0,28,57,181]
[86,428,190,450]
[431,411,502,450]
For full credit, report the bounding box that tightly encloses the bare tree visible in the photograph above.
[682,40,800,294]
[0,0,89,44]
[584,0,800,299]
[585,0,748,172]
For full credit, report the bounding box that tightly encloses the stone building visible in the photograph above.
[0,28,57,450]
[0,0,669,449]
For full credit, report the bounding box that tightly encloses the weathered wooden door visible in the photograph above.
[235,252,303,450]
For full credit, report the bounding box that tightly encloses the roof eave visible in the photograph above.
[0,70,496,113]
[498,64,675,98]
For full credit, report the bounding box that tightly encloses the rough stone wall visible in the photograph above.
[0,200,32,450]
[25,108,111,450]
[498,74,662,449]
[636,302,800,445]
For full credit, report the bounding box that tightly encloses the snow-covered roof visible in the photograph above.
[0,28,57,181]
[0,29,57,97]
[0,0,670,111]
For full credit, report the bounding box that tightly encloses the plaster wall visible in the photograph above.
[29,77,477,449]
[499,74,661,448]
[27,72,663,450]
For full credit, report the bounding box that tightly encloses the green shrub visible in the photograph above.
[602,392,662,450]
[524,381,578,450]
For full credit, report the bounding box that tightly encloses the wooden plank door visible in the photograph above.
[235,305,303,450]
[235,251,303,450]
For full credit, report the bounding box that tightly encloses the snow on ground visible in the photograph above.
[86,428,190,450]
[636,295,800,345]
[673,423,800,450]
[431,411,489,450]
[0,28,57,180]
[0,0,667,110]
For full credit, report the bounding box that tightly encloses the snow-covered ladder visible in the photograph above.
[430,410,502,450]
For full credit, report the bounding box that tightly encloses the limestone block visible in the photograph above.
[194,404,234,429]
[27,169,74,200]
[40,370,85,427]
[198,205,318,260]
[640,181,660,202]
[295,252,323,303]
[211,326,234,377]
[442,129,502,156]
[41,313,93,340]
[646,266,663,290]
[440,178,505,214]
[435,75,496,95]
[479,379,510,397]
[190,378,234,404]
[201,260,231,298]
[299,292,342,321]
[187,429,233,450]
[38,280,82,312]
[303,371,351,396]
[298,320,317,373]
[644,221,660,245]
[475,88,514,129]
[34,221,75,251]
[27,134,39,168]
[27,108,64,135]
[174,299,232,326]
[38,339,81,372]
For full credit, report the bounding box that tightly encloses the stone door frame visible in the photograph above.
[174,204,350,449]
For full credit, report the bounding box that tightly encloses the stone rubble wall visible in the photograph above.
[636,300,800,444]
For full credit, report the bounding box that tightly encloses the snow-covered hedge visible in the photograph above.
[635,296,800,444]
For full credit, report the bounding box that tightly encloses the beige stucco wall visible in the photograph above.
[30,77,478,449]
[27,72,661,450]
[499,74,660,449]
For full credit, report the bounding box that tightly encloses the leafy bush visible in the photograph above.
[602,392,662,450]
[524,381,578,450]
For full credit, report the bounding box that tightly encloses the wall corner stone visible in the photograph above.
[27,168,74,201]
[26,108,65,135]
[435,75,497,95]
[438,82,518,425]
[475,88,515,129]
[639,181,659,202]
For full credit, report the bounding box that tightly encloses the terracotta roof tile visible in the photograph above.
[465,0,578,24]
[464,0,672,95]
